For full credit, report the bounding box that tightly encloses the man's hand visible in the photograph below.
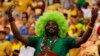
[5,5,14,22]
[5,5,13,16]
[90,8,99,24]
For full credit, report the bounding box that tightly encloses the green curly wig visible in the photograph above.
[35,11,67,37]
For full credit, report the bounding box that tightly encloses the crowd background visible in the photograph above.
[0,0,100,56]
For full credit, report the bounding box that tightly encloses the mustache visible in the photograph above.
[45,28,58,33]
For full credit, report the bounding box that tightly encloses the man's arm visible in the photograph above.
[75,8,98,47]
[6,5,28,45]
[10,21,28,44]
[75,23,93,47]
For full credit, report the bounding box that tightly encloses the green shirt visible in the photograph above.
[28,36,76,56]
[77,0,85,4]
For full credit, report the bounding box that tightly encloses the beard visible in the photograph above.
[45,28,58,36]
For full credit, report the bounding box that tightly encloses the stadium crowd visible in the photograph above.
[0,0,100,56]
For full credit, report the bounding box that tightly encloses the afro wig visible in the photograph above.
[35,11,67,37]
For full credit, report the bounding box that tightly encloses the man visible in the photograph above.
[5,5,98,56]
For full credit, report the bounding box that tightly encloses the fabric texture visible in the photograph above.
[28,36,76,56]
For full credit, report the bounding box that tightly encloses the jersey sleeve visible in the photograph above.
[28,36,38,48]
[64,37,76,49]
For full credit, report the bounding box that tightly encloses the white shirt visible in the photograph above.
[19,45,35,56]
[82,8,92,18]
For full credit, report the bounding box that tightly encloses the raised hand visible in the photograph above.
[5,5,14,22]
[5,5,13,16]
[91,8,99,24]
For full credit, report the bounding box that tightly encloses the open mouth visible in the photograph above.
[48,28,55,33]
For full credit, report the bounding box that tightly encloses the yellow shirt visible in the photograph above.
[11,41,22,51]
[46,3,60,11]
[14,0,32,12]
[69,48,81,56]
[86,0,91,3]
[68,23,83,37]
[3,2,13,9]
[10,41,22,56]
[67,8,77,19]
[0,41,11,56]
[83,25,89,32]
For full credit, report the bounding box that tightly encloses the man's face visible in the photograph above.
[45,21,58,35]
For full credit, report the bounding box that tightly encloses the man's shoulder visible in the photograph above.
[62,37,76,42]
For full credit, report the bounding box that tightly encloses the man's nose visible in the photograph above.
[49,25,54,28]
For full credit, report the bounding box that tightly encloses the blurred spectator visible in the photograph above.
[81,2,92,19]
[37,0,45,13]
[31,0,38,8]
[22,12,29,25]
[4,26,13,41]
[46,3,61,11]
[11,38,22,56]
[0,27,11,56]
[3,0,12,9]
[14,14,22,29]
[19,12,29,36]
[13,0,32,12]
[31,0,45,15]
[60,0,70,9]
[68,16,83,37]
[26,5,34,16]
[67,3,77,19]
[28,24,36,36]
[77,10,84,25]
[26,6,36,21]
[34,8,41,19]
[76,0,86,10]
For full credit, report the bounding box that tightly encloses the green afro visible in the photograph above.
[35,11,67,37]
